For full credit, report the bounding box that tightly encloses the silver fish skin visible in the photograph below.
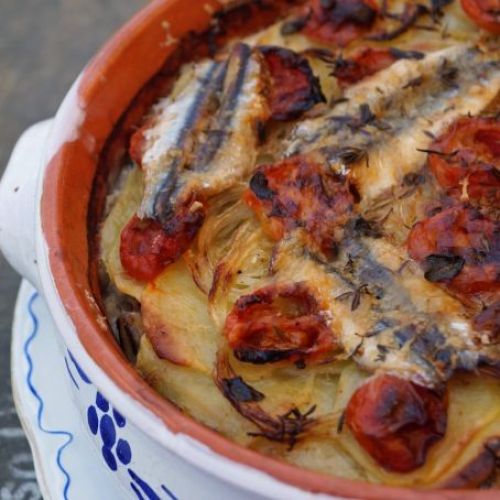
[175,43,270,203]
[284,43,500,204]
[138,43,269,222]
[273,230,493,388]
[138,60,223,220]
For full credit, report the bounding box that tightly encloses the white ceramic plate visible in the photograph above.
[11,280,129,499]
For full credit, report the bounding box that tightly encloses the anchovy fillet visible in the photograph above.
[285,44,500,204]
[139,60,223,219]
[139,43,269,222]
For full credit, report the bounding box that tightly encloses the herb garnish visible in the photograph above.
[351,284,369,311]
[248,405,317,450]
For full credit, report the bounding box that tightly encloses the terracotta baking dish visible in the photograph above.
[0,0,498,497]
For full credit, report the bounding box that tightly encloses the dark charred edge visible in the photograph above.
[368,3,429,41]
[221,376,265,402]
[320,146,367,166]
[423,254,465,282]
[87,0,301,324]
[280,11,311,36]
[478,356,500,379]
[116,311,144,363]
[152,61,225,221]
[190,43,252,171]
[302,47,338,65]
[320,0,377,28]
[259,45,326,121]
[440,437,500,489]
[429,0,454,22]
[389,47,425,60]
[215,351,318,450]
[249,171,276,200]
[351,216,383,239]
[234,348,298,364]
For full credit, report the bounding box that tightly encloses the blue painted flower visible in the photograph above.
[67,350,177,499]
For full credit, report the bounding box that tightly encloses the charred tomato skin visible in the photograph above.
[304,0,379,46]
[346,374,448,473]
[244,155,354,259]
[407,206,500,294]
[224,282,338,365]
[333,48,397,87]
[120,207,205,282]
[260,46,326,121]
[427,116,500,211]
[460,0,500,33]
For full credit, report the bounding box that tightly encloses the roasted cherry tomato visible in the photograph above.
[461,0,500,33]
[304,0,379,47]
[120,208,204,282]
[244,156,354,259]
[346,374,447,473]
[260,46,325,121]
[407,206,499,294]
[224,282,338,365]
[332,48,397,87]
[427,116,500,211]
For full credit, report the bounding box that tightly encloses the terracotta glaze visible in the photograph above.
[24,0,498,497]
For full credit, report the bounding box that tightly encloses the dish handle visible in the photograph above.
[0,119,53,290]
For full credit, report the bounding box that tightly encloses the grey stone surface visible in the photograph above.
[0,0,144,495]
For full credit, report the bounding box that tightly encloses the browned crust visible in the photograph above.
[441,437,500,489]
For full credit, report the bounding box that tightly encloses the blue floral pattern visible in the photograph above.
[26,293,73,500]
[65,352,177,500]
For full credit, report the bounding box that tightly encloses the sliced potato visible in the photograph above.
[137,336,254,443]
[101,167,145,300]
[141,259,218,374]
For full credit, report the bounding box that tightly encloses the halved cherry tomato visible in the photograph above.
[120,209,204,282]
[129,116,156,167]
[332,48,397,87]
[427,116,500,210]
[224,282,338,365]
[461,0,500,34]
[304,0,379,47]
[244,156,354,259]
[407,206,499,294]
[346,374,447,472]
[260,46,325,121]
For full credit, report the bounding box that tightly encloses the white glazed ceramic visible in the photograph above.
[12,280,120,499]
[12,278,267,500]
[1,121,331,499]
